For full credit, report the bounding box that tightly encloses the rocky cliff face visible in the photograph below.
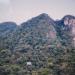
[63,15,75,46]
[55,15,75,47]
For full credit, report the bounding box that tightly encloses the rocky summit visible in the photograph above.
[0,13,75,75]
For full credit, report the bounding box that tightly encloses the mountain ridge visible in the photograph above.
[0,13,75,75]
[0,13,75,49]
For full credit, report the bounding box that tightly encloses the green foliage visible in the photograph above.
[0,14,75,75]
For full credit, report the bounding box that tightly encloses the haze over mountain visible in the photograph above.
[0,13,75,75]
[0,0,75,24]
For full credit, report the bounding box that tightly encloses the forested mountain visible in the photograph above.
[0,22,17,35]
[0,13,75,75]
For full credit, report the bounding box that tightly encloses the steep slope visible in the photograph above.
[0,14,75,75]
[0,13,59,52]
[13,13,59,52]
[55,15,75,47]
[0,13,61,71]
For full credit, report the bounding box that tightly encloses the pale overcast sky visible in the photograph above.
[0,0,75,24]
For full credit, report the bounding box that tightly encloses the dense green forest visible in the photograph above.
[0,13,75,75]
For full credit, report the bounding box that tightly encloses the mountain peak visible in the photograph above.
[36,13,53,21]
[21,13,54,27]
[61,15,75,26]
[37,13,49,18]
[0,22,17,32]
[63,15,75,20]
[0,22,17,27]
